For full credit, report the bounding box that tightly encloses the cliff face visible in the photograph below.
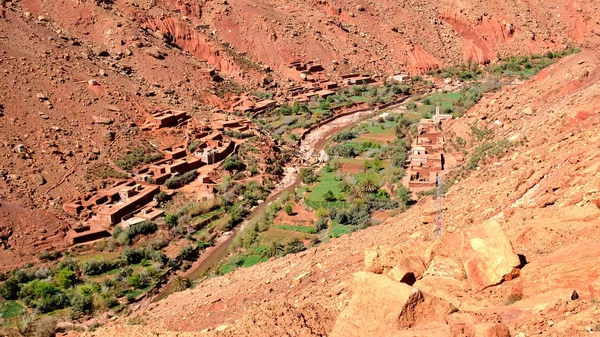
[151,0,594,75]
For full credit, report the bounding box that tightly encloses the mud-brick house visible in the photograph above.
[93,181,160,225]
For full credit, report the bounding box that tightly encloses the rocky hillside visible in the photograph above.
[74,39,600,336]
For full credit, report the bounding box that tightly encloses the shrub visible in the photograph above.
[154,191,169,203]
[54,268,76,289]
[0,277,21,300]
[70,292,93,314]
[285,203,293,215]
[263,242,284,258]
[177,245,199,261]
[323,190,336,202]
[165,213,178,228]
[38,250,60,262]
[223,154,245,172]
[82,259,118,276]
[115,147,163,171]
[299,168,318,184]
[314,217,329,232]
[165,170,198,189]
[285,238,305,255]
[332,130,358,142]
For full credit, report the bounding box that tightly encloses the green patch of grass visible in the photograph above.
[274,225,317,234]
[0,301,25,319]
[328,221,356,238]
[416,92,462,116]
[306,169,344,203]
[219,254,268,275]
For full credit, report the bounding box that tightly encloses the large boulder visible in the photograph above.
[521,240,600,298]
[330,272,457,337]
[462,220,521,290]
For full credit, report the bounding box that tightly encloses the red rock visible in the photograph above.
[589,277,600,299]
[462,220,521,291]
[521,241,600,298]
[364,241,428,284]
[330,272,456,337]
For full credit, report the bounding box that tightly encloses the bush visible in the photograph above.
[165,213,178,228]
[115,147,163,171]
[38,250,60,262]
[299,168,318,184]
[223,154,245,172]
[284,238,305,255]
[177,245,199,261]
[285,203,293,215]
[0,277,20,300]
[323,190,336,202]
[314,217,329,232]
[82,259,121,276]
[406,102,417,111]
[70,292,93,314]
[165,170,198,189]
[332,130,358,142]
[54,268,76,289]
[117,221,158,244]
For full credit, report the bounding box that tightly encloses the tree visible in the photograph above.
[54,268,76,289]
[171,275,191,292]
[314,217,329,232]
[263,242,284,258]
[285,239,305,255]
[358,179,379,196]
[285,203,293,216]
[298,168,318,184]
[323,190,336,202]
[397,186,412,209]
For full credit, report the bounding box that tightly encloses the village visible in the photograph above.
[60,61,451,248]
[63,111,253,245]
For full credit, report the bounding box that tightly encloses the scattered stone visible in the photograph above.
[36,93,48,100]
[570,290,579,300]
[106,105,121,112]
[99,69,107,76]
[147,48,165,60]
[522,106,533,115]
[444,77,452,84]
[92,116,113,125]
[94,48,110,57]
[15,144,26,153]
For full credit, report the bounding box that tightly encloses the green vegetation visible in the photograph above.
[274,225,317,234]
[486,48,580,80]
[115,146,163,171]
[112,221,158,245]
[165,170,198,189]
[427,61,483,81]
[468,139,514,170]
[0,300,25,319]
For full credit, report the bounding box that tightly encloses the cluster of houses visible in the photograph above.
[63,114,253,245]
[229,62,379,116]
[406,107,452,190]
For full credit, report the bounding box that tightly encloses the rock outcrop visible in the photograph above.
[330,271,457,337]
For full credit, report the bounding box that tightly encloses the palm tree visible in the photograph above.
[171,275,191,292]
[263,242,284,258]
[359,178,379,196]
